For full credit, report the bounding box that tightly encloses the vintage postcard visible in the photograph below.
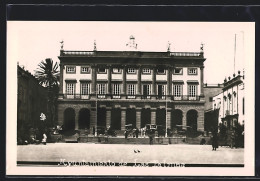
[6,21,255,176]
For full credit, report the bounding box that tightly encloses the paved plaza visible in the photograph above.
[17,143,244,166]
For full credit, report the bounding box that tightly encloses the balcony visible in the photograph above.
[60,94,201,101]
[172,95,200,101]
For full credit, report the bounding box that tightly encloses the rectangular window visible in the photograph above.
[81,83,90,95]
[81,66,90,73]
[97,84,106,95]
[66,83,75,95]
[142,68,151,74]
[173,68,183,74]
[157,84,166,99]
[127,68,136,74]
[143,84,151,96]
[188,85,197,97]
[173,84,182,97]
[127,84,136,95]
[66,66,76,73]
[188,68,197,75]
[157,68,165,74]
[113,68,121,73]
[98,68,106,73]
[209,97,213,102]
[113,84,121,95]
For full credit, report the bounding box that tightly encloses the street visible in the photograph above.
[17,143,244,165]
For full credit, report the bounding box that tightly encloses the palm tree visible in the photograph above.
[35,58,59,127]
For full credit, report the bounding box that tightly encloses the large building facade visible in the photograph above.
[212,71,245,130]
[57,39,206,133]
[17,65,48,130]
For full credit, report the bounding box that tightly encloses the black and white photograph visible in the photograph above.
[6,21,255,176]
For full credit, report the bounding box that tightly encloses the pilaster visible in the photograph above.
[151,108,156,125]
[136,108,142,129]
[106,108,112,128]
[121,108,126,130]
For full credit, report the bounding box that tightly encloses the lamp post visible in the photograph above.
[165,87,168,138]
[95,86,98,137]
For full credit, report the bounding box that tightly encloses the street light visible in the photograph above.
[165,86,168,138]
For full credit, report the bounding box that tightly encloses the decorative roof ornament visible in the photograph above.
[126,35,138,51]
[200,42,204,52]
[167,41,171,52]
[60,40,64,50]
[94,40,97,51]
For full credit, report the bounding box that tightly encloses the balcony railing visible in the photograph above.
[61,94,201,101]
[170,52,202,57]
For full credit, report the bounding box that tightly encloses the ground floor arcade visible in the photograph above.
[57,101,205,132]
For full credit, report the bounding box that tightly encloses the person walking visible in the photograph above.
[212,132,218,151]
[42,133,47,145]
[93,126,95,136]
[124,130,128,139]
[135,128,139,138]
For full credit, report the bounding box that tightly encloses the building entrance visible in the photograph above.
[64,108,75,131]
[97,107,106,127]
[78,108,90,129]
[111,108,121,130]
[187,110,198,131]
[141,108,151,128]
[126,108,136,128]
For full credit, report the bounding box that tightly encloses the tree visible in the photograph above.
[35,58,59,127]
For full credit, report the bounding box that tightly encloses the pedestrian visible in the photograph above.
[93,126,95,136]
[132,128,135,138]
[42,133,47,145]
[124,130,128,139]
[212,132,218,151]
[135,128,139,138]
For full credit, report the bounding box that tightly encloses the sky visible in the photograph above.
[7,21,254,84]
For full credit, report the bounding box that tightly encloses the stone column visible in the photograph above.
[75,109,79,130]
[106,108,111,128]
[152,67,156,98]
[136,108,142,129]
[167,109,171,128]
[121,108,126,130]
[200,66,204,97]
[90,107,97,132]
[168,67,172,95]
[91,66,97,94]
[108,66,111,95]
[197,107,204,131]
[122,66,126,96]
[59,63,64,95]
[182,110,187,130]
[137,66,141,95]
[167,67,172,96]
[151,108,156,124]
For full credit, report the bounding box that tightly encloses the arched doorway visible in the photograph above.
[111,108,121,130]
[78,108,90,129]
[64,108,75,131]
[97,107,106,127]
[187,110,198,131]
[156,108,166,127]
[141,108,151,128]
[126,108,136,128]
[171,109,183,130]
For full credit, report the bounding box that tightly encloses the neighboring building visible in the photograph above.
[57,36,206,133]
[212,71,245,130]
[204,84,224,132]
[17,65,48,130]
